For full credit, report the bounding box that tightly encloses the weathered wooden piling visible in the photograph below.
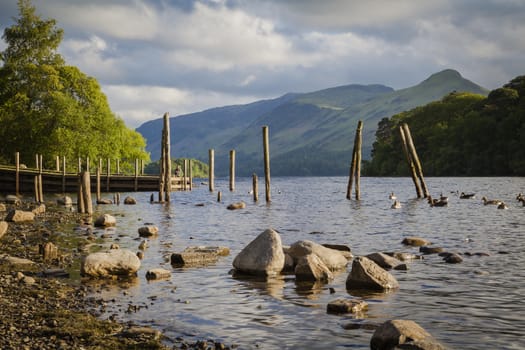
[402,123,429,198]
[399,125,422,198]
[209,149,215,192]
[96,167,101,202]
[252,173,258,202]
[217,191,221,202]
[346,120,363,200]
[62,156,66,193]
[106,158,111,192]
[82,171,93,215]
[189,159,193,191]
[229,149,235,192]
[163,112,171,201]
[262,126,271,203]
[15,152,20,196]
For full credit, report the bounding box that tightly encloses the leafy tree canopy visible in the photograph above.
[0,0,149,170]
[365,75,525,176]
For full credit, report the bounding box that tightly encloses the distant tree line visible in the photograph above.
[364,75,525,176]
[0,0,149,172]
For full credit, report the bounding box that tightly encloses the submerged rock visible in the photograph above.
[327,298,368,314]
[227,201,246,210]
[346,256,399,291]
[232,228,285,276]
[94,214,116,227]
[370,319,448,350]
[402,237,431,247]
[138,225,159,237]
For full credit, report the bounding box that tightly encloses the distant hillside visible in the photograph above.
[366,75,525,176]
[137,69,488,176]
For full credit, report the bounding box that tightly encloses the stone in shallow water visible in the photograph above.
[327,298,368,314]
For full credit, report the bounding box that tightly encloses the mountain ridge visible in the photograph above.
[136,69,489,176]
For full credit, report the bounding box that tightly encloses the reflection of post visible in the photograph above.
[229,149,235,192]
[262,126,271,203]
[209,149,215,192]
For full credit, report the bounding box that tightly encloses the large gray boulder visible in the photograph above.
[288,240,348,271]
[81,249,141,277]
[232,228,285,276]
[370,319,448,350]
[346,256,399,291]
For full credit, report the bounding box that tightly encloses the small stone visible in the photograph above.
[402,237,431,247]
[227,201,246,210]
[327,298,368,314]
[138,225,159,237]
[146,268,171,280]
[419,246,444,255]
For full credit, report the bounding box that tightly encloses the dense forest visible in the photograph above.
[0,0,149,172]
[365,75,525,176]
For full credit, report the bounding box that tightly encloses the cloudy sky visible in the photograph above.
[1,0,524,128]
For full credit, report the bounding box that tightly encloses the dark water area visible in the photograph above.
[81,177,525,349]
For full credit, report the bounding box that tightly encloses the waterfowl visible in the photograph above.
[460,192,476,199]
[516,193,524,201]
[389,192,397,200]
[497,202,508,209]
[439,192,448,201]
[391,200,401,209]
[482,196,502,205]
[428,195,448,207]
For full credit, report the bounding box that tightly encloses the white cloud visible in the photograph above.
[102,84,266,128]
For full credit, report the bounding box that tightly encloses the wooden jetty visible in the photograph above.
[0,164,189,195]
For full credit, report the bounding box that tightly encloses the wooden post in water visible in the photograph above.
[78,158,82,173]
[106,158,111,192]
[229,149,235,192]
[77,174,84,213]
[116,159,120,175]
[159,122,166,202]
[189,159,193,191]
[402,123,429,198]
[262,126,271,203]
[134,159,139,192]
[163,112,171,201]
[346,121,363,200]
[15,152,20,196]
[399,126,422,198]
[62,156,66,193]
[252,173,259,202]
[96,167,101,202]
[55,156,60,171]
[38,154,44,203]
[217,191,222,202]
[182,159,188,191]
[209,149,215,192]
[81,171,93,215]
[86,157,90,173]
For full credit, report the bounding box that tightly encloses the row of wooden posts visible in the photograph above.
[202,121,426,203]
[27,118,425,208]
[206,125,271,203]
[346,121,428,200]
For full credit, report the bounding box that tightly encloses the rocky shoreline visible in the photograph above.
[0,198,228,350]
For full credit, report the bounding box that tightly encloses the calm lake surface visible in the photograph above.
[82,177,525,349]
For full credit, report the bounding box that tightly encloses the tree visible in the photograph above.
[0,0,149,169]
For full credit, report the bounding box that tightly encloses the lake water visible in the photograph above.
[82,177,525,349]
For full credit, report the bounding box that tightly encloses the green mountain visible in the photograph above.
[136,69,488,176]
